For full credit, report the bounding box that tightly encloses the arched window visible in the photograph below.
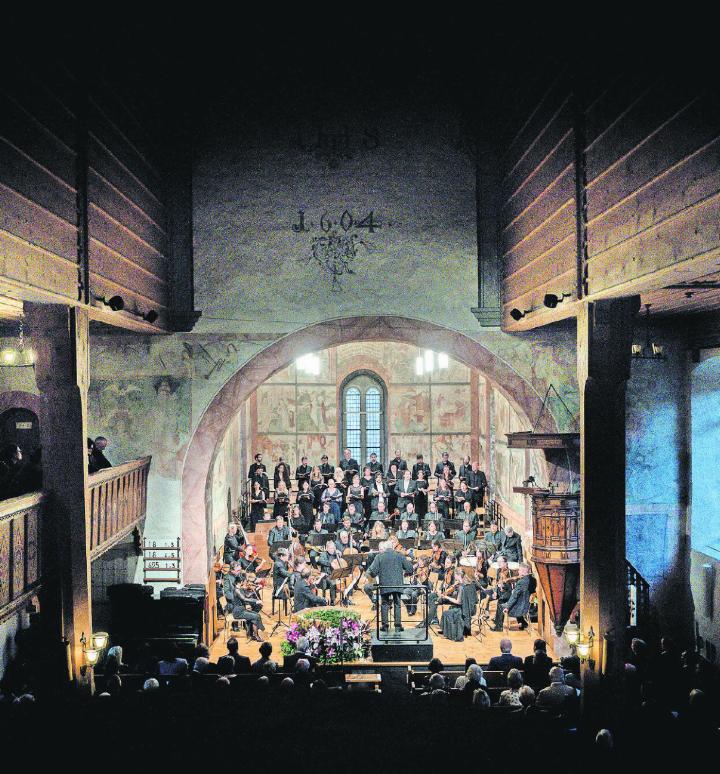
[341,372,386,465]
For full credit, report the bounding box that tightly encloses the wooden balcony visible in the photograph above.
[0,491,45,619]
[89,456,151,559]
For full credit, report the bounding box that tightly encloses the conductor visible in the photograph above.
[366,541,414,632]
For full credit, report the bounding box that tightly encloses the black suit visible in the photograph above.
[293,577,327,612]
[228,652,252,674]
[434,461,456,479]
[387,457,407,475]
[411,462,431,480]
[367,549,414,629]
[340,457,359,482]
[488,653,523,673]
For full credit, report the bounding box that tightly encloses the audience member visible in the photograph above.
[226,637,251,674]
[252,641,278,675]
[488,638,523,673]
[158,643,189,676]
[536,667,577,710]
[498,668,524,706]
[523,639,553,690]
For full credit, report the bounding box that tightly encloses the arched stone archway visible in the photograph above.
[182,316,557,582]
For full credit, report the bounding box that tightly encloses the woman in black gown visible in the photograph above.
[249,480,267,529]
[296,479,315,531]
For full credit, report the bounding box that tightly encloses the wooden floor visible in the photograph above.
[210,585,548,666]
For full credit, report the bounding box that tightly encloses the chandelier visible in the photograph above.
[0,317,35,369]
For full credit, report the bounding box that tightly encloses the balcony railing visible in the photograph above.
[89,456,151,559]
[626,558,651,629]
[0,491,45,618]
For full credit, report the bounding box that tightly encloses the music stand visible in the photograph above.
[269,575,291,636]
[269,539,291,560]
[398,538,416,551]
[308,534,330,547]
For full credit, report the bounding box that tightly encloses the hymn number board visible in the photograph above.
[142,537,182,584]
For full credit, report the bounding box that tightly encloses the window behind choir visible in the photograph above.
[341,372,386,466]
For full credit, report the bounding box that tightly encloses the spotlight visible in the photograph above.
[510,308,529,322]
[99,295,125,311]
[142,310,159,324]
[543,292,571,309]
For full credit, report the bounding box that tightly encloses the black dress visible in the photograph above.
[250,493,267,526]
[415,479,429,517]
[297,490,315,529]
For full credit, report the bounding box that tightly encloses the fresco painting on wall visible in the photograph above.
[441,358,470,383]
[298,433,336,464]
[431,384,471,433]
[295,386,336,432]
[256,434,297,471]
[257,385,297,432]
[389,385,431,433]
[296,350,334,384]
[389,434,431,464]
[266,363,296,384]
[493,388,510,440]
[478,375,487,436]
[432,434,471,466]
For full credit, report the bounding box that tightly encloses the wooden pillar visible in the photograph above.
[577,297,639,703]
[26,303,93,688]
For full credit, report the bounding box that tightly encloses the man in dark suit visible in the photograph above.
[395,469,417,513]
[491,564,532,631]
[488,637,523,673]
[366,452,383,475]
[411,454,431,480]
[339,447,359,483]
[467,463,488,509]
[319,455,334,483]
[387,449,407,476]
[501,526,524,563]
[434,452,456,480]
[91,436,113,470]
[293,568,327,612]
[523,638,554,690]
[295,456,311,488]
[366,541,414,631]
[226,637,252,673]
[248,453,266,482]
[283,635,318,671]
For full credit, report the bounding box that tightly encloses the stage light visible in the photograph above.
[543,293,571,309]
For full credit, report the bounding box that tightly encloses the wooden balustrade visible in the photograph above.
[0,492,45,618]
[89,456,151,559]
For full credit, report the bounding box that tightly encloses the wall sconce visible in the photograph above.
[631,304,666,361]
[91,631,109,651]
[543,292,571,309]
[80,631,108,676]
[576,627,595,662]
[0,317,35,369]
[97,295,125,312]
[509,308,531,322]
[563,621,580,646]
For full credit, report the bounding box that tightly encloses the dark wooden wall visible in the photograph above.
[0,62,171,329]
[500,69,720,329]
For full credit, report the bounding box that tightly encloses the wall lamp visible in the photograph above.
[80,631,109,675]
[563,622,595,663]
[97,295,125,312]
[509,308,531,322]
[543,292,571,309]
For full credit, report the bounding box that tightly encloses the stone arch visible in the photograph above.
[182,316,557,582]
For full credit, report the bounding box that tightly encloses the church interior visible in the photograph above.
[0,16,719,764]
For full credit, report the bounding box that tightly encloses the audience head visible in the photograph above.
[595,729,613,751]
[193,657,210,674]
[549,666,565,684]
[507,668,523,690]
[428,673,446,690]
[533,638,547,654]
[467,664,485,684]
[464,657,477,670]
[500,637,513,654]
[280,677,295,691]
[472,688,491,709]
[143,678,160,692]
[296,636,310,653]
[428,657,444,674]
[217,656,235,676]
[256,675,270,688]
[259,641,273,659]
[227,637,239,654]
[295,658,311,674]
[106,673,122,696]
[194,644,210,661]
[518,685,535,707]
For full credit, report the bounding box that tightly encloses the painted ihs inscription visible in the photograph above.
[292,208,384,291]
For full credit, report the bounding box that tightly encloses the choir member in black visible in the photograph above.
[321,478,343,521]
[293,568,328,612]
[333,467,348,511]
[339,447,359,484]
[91,436,113,470]
[274,461,291,492]
[440,568,477,642]
[295,456,311,489]
[454,480,472,513]
[434,478,453,519]
[223,523,244,563]
[360,466,374,518]
[310,466,326,509]
[411,454,431,480]
[458,456,472,482]
[248,453,267,482]
[414,469,429,518]
[319,501,336,529]
[288,504,303,533]
[319,455,334,484]
[434,452,457,481]
[454,519,476,549]
[369,500,389,523]
[343,503,364,531]
[366,452,382,475]
[307,518,328,566]
[386,462,400,513]
[347,473,365,514]
[424,501,443,531]
[273,481,290,518]
[395,468,417,513]
[467,462,488,510]
[296,479,315,530]
[396,518,417,540]
[318,540,341,604]
[249,480,267,529]
[232,577,265,641]
[387,449,407,476]
[268,515,291,552]
[272,548,292,600]
[370,472,389,511]
[252,466,270,499]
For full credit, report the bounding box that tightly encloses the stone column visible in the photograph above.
[577,297,639,702]
[26,303,93,688]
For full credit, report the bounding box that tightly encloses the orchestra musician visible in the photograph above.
[318,501,336,529]
[484,521,505,554]
[249,480,268,528]
[424,501,443,531]
[342,502,365,531]
[293,567,328,612]
[223,523,244,563]
[501,525,524,563]
[307,517,328,566]
[428,539,447,576]
[490,563,532,631]
[231,576,265,642]
[459,500,479,538]
[482,554,516,616]
[424,520,442,544]
[440,567,477,642]
[268,515,291,550]
[272,548,292,600]
[370,519,388,540]
[427,555,457,625]
[396,518,417,540]
[318,540,342,605]
[369,500,389,523]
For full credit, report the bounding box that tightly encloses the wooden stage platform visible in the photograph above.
[209,584,547,667]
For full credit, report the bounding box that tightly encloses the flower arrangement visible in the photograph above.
[281,609,370,664]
